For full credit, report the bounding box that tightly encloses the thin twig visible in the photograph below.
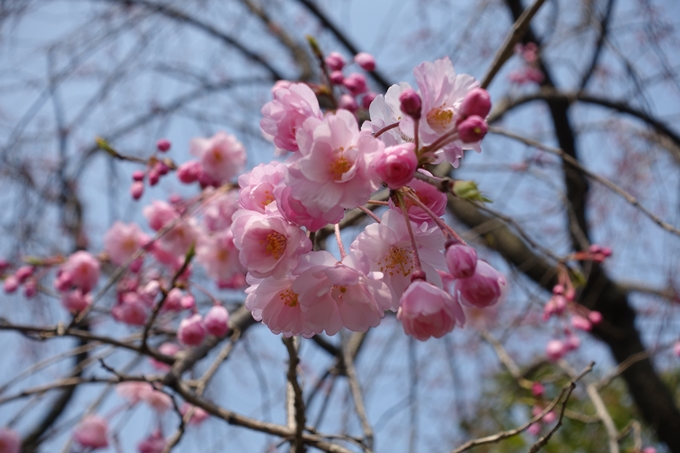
[283,337,307,453]
[342,333,374,451]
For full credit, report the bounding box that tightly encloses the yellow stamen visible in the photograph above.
[279,288,299,307]
[329,155,352,181]
[378,246,414,277]
[426,106,453,131]
[263,232,286,259]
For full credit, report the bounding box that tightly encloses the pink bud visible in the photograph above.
[673,341,680,358]
[643,448,657,453]
[150,342,180,371]
[138,430,166,453]
[73,415,109,449]
[178,314,207,346]
[373,143,417,190]
[132,170,145,182]
[15,265,34,283]
[131,181,144,200]
[338,94,358,113]
[445,244,478,279]
[3,276,19,293]
[155,161,169,176]
[552,284,564,295]
[459,88,492,120]
[571,315,592,331]
[531,382,545,397]
[354,52,376,71]
[24,278,37,298]
[204,305,230,337]
[325,52,345,71]
[61,289,93,313]
[397,280,466,341]
[343,73,368,95]
[362,92,377,109]
[564,334,580,351]
[601,246,612,257]
[527,423,541,436]
[457,115,488,143]
[156,138,171,152]
[180,294,196,309]
[329,70,345,85]
[542,411,557,424]
[148,170,160,186]
[399,88,422,120]
[0,427,20,453]
[0,259,9,271]
[130,257,144,273]
[177,160,202,184]
[588,311,602,325]
[546,340,565,361]
[455,261,506,308]
[163,288,184,312]
[525,67,544,84]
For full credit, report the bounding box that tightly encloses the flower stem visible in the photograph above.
[334,223,346,259]
[396,191,424,277]
[373,121,399,138]
[358,206,382,223]
[403,190,467,245]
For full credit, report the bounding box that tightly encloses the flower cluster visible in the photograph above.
[233,55,504,340]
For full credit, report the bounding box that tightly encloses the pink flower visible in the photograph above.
[60,251,100,294]
[362,82,414,147]
[232,206,311,279]
[15,265,33,283]
[546,340,565,361]
[329,70,345,85]
[163,288,184,312]
[237,162,287,213]
[350,209,446,305]
[142,387,173,412]
[0,427,20,453]
[138,430,166,453]
[104,222,150,265]
[180,403,210,425]
[245,274,313,338]
[325,52,345,71]
[73,415,109,449]
[542,411,557,424]
[276,186,344,232]
[178,314,207,346]
[117,381,151,404]
[287,110,382,213]
[373,143,418,189]
[202,189,239,232]
[112,292,148,326]
[445,244,477,279]
[532,382,545,397]
[144,200,179,231]
[150,343,180,371]
[454,261,506,308]
[292,250,392,335]
[397,280,466,341]
[61,289,93,313]
[387,170,447,224]
[527,423,541,436]
[190,131,246,185]
[588,311,603,325]
[260,83,322,152]
[195,231,242,283]
[204,305,229,337]
[354,52,376,71]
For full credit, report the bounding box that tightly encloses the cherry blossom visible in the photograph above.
[73,415,109,449]
[190,131,246,185]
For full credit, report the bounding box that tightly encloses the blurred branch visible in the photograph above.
[284,337,307,453]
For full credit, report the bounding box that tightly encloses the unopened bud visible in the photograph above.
[459,88,491,119]
[325,52,345,71]
[354,52,376,71]
[338,94,358,113]
[130,181,144,200]
[156,139,171,152]
[343,73,368,95]
[132,170,145,182]
[457,115,488,143]
[399,89,422,120]
[329,70,344,85]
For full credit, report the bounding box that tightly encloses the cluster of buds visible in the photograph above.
[2,263,37,298]
[324,51,378,112]
[130,139,174,200]
[509,42,544,85]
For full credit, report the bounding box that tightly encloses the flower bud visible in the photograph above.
[155,161,169,176]
[459,88,491,119]
[338,94,358,113]
[325,52,345,71]
[343,73,368,95]
[15,265,34,283]
[445,244,478,279]
[457,115,488,143]
[542,411,557,424]
[545,339,565,361]
[177,160,202,184]
[531,382,545,397]
[397,280,465,340]
[329,70,344,85]
[373,143,417,190]
[24,278,37,298]
[399,88,422,120]
[131,181,144,200]
[178,314,207,346]
[3,276,19,293]
[588,311,602,325]
[204,305,230,337]
[73,415,109,449]
[362,92,377,109]
[0,427,20,453]
[354,52,376,71]
[138,430,166,453]
[570,315,592,331]
[148,169,160,186]
[673,341,680,358]
[156,138,171,152]
[132,170,145,182]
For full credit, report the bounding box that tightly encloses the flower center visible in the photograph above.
[426,106,453,131]
[216,248,229,263]
[211,147,223,162]
[379,246,414,277]
[261,190,275,207]
[263,231,286,259]
[279,288,299,307]
[331,285,348,304]
[329,153,352,181]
